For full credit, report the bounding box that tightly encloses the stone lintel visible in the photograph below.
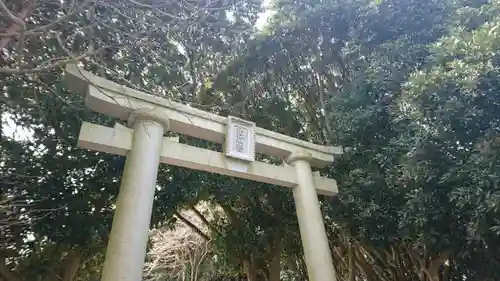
[65,65,343,168]
[78,122,339,196]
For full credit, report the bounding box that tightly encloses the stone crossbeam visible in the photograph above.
[79,122,338,196]
[65,65,342,168]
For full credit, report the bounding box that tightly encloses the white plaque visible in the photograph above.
[225,116,255,162]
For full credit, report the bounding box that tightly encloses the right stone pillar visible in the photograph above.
[287,152,338,281]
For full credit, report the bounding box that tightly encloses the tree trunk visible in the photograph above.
[423,253,448,281]
[61,247,82,281]
[0,262,20,281]
[267,240,282,281]
[243,260,258,281]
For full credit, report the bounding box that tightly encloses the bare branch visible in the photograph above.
[174,211,210,241]
[0,0,25,26]
[0,0,35,49]
[0,43,98,74]
[190,205,222,237]
[0,0,94,38]
[145,206,214,281]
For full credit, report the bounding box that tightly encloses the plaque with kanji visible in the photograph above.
[225,116,256,162]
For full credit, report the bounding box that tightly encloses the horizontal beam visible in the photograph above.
[64,65,342,168]
[78,122,338,196]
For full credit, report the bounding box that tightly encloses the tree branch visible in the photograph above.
[190,205,221,237]
[0,0,34,49]
[60,247,82,281]
[0,0,25,26]
[174,211,210,241]
[0,0,94,38]
[0,43,98,74]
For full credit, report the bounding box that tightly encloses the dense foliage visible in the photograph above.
[2,0,500,281]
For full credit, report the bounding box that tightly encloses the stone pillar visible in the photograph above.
[287,152,338,281]
[101,114,167,281]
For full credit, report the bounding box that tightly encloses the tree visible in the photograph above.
[145,204,212,281]
[399,1,500,278]
[209,0,500,280]
[4,0,500,280]
[0,0,262,280]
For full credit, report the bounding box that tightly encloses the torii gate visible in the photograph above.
[64,65,343,281]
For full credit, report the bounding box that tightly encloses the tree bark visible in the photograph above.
[0,262,20,281]
[0,0,35,50]
[61,247,82,281]
[347,241,355,281]
[267,237,282,281]
[243,260,258,281]
[423,253,448,281]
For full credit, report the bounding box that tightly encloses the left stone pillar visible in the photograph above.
[101,113,166,281]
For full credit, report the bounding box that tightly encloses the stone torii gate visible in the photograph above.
[64,65,343,281]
